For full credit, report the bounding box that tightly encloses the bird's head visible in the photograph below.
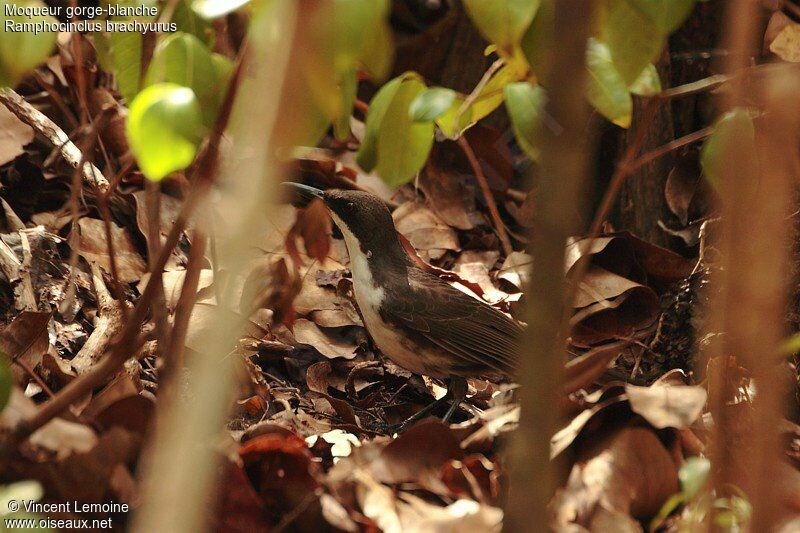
[283,183,403,259]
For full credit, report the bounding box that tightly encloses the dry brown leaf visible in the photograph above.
[625,382,707,429]
[770,20,800,62]
[137,268,214,311]
[0,105,34,166]
[393,202,459,261]
[286,198,332,264]
[0,311,51,384]
[573,266,644,308]
[75,218,147,283]
[496,251,531,291]
[292,318,358,360]
[307,360,333,393]
[553,426,679,527]
[420,158,481,230]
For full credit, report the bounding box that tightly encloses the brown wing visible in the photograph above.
[383,267,522,376]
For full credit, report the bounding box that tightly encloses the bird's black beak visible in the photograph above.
[282,182,324,207]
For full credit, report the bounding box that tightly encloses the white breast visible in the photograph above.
[331,212,448,377]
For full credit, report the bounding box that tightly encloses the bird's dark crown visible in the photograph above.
[323,189,410,263]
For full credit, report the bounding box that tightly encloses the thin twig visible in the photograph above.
[457,136,514,256]
[0,88,110,193]
[453,58,504,128]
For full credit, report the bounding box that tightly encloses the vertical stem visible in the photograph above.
[505,2,596,529]
[130,3,299,532]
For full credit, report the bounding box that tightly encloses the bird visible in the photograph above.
[284,183,523,430]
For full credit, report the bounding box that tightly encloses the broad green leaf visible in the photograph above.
[0,349,12,412]
[0,1,58,87]
[356,77,404,171]
[126,83,204,181]
[173,0,215,47]
[409,87,457,122]
[629,63,662,96]
[585,39,632,128]
[107,32,144,102]
[192,0,251,19]
[462,0,540,54]
[679,457,710,500]
[504,82,546,160]
[375,78,435,185]
[302,0,393,139]
[601,0,664,85]
[144,32,230,127]
[700,108,756,192]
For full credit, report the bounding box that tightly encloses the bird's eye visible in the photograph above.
[347,202,355,210]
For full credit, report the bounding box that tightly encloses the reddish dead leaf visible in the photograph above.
[286,198,332,264]
[441,454,501,504]
[370,419,464,492]
[240,432,324,528]
[210,458,269,533]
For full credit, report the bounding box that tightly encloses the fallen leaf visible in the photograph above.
[496,251,531,291]
[770,20,800,62]
[553,426,679,527]
[286,198,332,264]
[625,382,707,429]
[394,202,460,261]
[0,105,34,166]
[293,319,358,360]
[75,218,147,283]
[0,311,51,385]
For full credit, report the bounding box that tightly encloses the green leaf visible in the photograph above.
[192,0,251,19]
[409,87,457,122]
[108,32,144,102]
[126,83,204,181]
[375,78,434,185]
[585,39,632,128]
[504,82,546,160]
[356,77,404,172]
[679,457,710,500]
[629,63,662,96]
[173,0,215,47]
[0,349,12,412]
[0,1,58,88]
[462,0,540,54]
[144,32,230,127]
[700,108,756,192]
[436,64,518,139]
[601,0,664,85]
[301,0,393,139]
